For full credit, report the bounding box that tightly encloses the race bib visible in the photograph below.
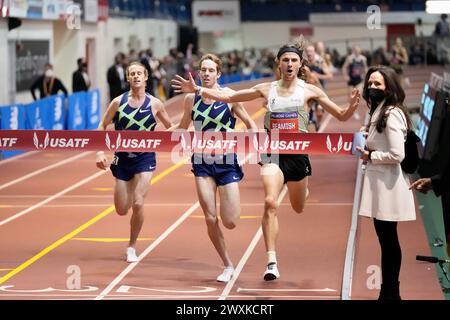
[270,112,299,132]
[111,155,119,165]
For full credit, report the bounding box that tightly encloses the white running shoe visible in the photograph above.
[216,266,234,283]
[263,262,280,281]
[126,247,139,263]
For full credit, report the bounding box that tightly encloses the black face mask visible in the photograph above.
[368,88,385,114]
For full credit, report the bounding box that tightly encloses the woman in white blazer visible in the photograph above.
[356,66,416,300]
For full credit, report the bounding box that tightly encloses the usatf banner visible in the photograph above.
[0,130,358,155]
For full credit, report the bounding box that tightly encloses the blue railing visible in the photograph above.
[217,72,273,86]
[0,89,101,159]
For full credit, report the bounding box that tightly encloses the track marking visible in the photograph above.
[190,215,261,219]
[0,108,265,291]
[0,170,107,227]
[115,285,216,294]
[0,294,341,299]
[0,203,352,209]
[71,238,154,243]
[92,187,113,192]
[218,187,288,300]
[237,287,337,292]
[341,112,369,300]
[0,205,115,285]
[0,152,92,191]
[0,159,200,285]
[94,153,256,300]
[0,151,40,166]
[218,112,337,300]
[94,202,201,300]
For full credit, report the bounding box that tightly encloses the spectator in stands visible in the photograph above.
[315,41,336,74]
[305,44,333,130]
[162,55,177,99]
[357,65,416,300]
[30,63,68,101]
[305,44,333,88]
[107,52,129,102]
[341,45,368,101]
[128,49,139,62]
[72,58,91,92]
[372,47,390,66]
[390,38,409,82]
[435,14,450,36]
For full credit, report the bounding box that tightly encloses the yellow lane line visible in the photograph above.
[71,238,154,243]
[190,215,261,219]
[0,107,265,286]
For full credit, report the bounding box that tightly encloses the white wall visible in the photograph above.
[5,20,54,104]
[312,25,386,54]
[0,17,177,110]
[0,20,9,105]
[198,11,441,55]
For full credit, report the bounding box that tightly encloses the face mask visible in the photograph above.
[45,69,53,78]
[368,88,385,104]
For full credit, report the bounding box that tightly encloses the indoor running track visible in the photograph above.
[0,78,443,300]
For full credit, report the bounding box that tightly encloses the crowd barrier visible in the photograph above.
[0,89,101,159]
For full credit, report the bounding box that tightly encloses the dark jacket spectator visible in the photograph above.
[435,14,450,36]
[72,58,91,92]
[30,63,68,100]
[107,53,129,101]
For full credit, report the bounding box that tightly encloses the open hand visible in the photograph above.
[171,73,197,94]
[350,88,361,109]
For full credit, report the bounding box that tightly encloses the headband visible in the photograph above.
[277,47,303,60]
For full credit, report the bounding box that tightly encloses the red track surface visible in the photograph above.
[0,71,444,300]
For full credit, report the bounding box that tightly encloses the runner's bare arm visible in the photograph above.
[174,94,195,130]
[223,89,258,131]
[96,98,121,170]
[153,98,173,129]
[308,83,360,121]
[171,73,267,103]
[98,98,120,130]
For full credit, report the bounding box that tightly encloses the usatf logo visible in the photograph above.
[33,132,90,149]
[105,133,122,151]
[33,132,50,149]
[252,134,270,152]
[326,135,343,153]
[180,133,196,151]
[0,137,18,148]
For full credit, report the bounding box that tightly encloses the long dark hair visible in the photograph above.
[362,65,412,132]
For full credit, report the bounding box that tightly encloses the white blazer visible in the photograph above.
[358,105,416,221]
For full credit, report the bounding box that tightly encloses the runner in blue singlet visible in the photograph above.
[96,62,173,263]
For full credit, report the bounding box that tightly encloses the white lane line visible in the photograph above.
[0,195,115,198]
[0,152,92,191]
[218,112,336,300]
[0,294,341,299]
[94,153,256,300]
[0,202,353,209]
[237,287,337,292]
[341,113,369,300]
[0,151,39,166]
[93,201,201,300]
[341,160,364,300]
[0,170,107,227]
[218,186,288,301]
